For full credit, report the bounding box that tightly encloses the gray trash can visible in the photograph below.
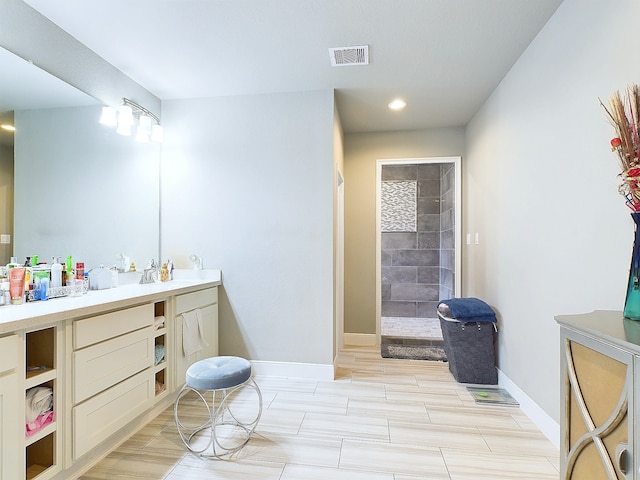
[437,298,498,385]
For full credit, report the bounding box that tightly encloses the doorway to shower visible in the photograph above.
[376,157,461,358]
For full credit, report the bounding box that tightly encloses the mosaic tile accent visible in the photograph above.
[381,181,417,232]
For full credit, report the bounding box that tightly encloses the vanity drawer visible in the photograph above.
[175,287,218,313]
[73,368,153,459]
[74,303,153,349]
[0,335,19,374]
[73,326,153,403]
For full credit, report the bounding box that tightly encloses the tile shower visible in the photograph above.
[381,163,456,331]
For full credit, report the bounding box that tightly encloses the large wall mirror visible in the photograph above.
[0,46,160,270]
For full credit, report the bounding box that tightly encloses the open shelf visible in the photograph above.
[25,327,57,480]
[153,300,167,399]
[25,369,56,390]
[26,432,54,480]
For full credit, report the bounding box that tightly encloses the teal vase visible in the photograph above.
[624,212,640,320]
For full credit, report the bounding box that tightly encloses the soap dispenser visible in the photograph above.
[160,263,169,282]
[50,257,63,289]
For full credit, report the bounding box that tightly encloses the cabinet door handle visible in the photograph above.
[616,443,630,476]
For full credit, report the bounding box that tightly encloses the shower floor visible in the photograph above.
[381,317,443,341]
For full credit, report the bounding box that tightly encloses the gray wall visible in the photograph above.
[161,91,336,365]
[344,129,466,334]
[464,0,640,428]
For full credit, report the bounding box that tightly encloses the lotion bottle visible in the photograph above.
[51,257,63,289]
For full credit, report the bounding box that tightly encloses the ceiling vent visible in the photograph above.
[329,45,369,67]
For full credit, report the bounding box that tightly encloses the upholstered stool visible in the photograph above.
[174,356,262,458]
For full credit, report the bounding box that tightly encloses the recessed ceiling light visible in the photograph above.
[1,124,15,132]
[388,99,407,111]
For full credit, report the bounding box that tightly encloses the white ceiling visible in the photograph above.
[20,0,563,134]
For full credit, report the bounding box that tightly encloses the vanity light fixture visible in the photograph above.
[0,124,15,132]
[99,98,163,143]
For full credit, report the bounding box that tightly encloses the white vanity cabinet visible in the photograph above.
[0,271,221,480]
[70,304,155,459]
[174,287,219,387]
[0,334,21,480]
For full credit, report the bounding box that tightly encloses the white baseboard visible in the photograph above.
[251,360,334,381]
[498,369,560,448]
[344,333,377,346]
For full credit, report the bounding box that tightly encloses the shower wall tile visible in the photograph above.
[381,284,391,301]
[440,208,454,231]
[417,197,440,214]
[439,284,454,303]
[381,165,418,181]
[441,186,455,206]
[381,162,456,319]
[393,250,439,267]
[418,179,440,197]
[440,268,454,290]
[390,283,439,302]
[439,162,456,300]
[381,181,417,232]
[381,232,417,250]
[441,164,454,190]
[440,249,455,270]
[417,214,440,231]
[382,266,417,284]
[418,163,441,179]
[418,232,440,249]
[382,301,417,318]
[440,229,454,249]
[417,266,440,284]
[417,301,440,318]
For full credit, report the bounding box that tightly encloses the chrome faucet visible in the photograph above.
[139,268,156,284]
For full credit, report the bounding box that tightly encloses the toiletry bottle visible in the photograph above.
[6,256,19,270]
[66,256,74,286]
[76,262,85,280]
[0,280,8,305]
[51,257,63,289]
[40,276,49,301]
[160,263,169,282]
[111,266,119,287]
[166,260,174,280]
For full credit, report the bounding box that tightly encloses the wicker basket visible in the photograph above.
[438,315,498,384]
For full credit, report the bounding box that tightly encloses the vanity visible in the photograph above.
[556,310,640,479]
[0,270,221,480]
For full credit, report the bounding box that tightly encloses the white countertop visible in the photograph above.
[0,269,221,334]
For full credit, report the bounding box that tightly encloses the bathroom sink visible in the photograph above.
[172,269,221,283]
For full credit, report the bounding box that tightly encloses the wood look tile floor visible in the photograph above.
[79,346,559,480]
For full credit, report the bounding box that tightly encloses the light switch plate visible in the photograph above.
[0,234,10,244]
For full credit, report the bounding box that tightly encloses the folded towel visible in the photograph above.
[182,308,208,356]
[154,315,165,329]
[154,344,165,366]
[26,411,54,437]
[438,297,497,323]
[25,386,53,424]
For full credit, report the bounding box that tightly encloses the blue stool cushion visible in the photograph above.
[186,356,252,391]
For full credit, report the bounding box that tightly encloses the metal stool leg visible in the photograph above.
[174,377,263,458]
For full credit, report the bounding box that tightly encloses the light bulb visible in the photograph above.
[99,106,117,126]
[118,104,134,126]
[135,125,150,143]
[151,124,164,143]
[138,114,152,134]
